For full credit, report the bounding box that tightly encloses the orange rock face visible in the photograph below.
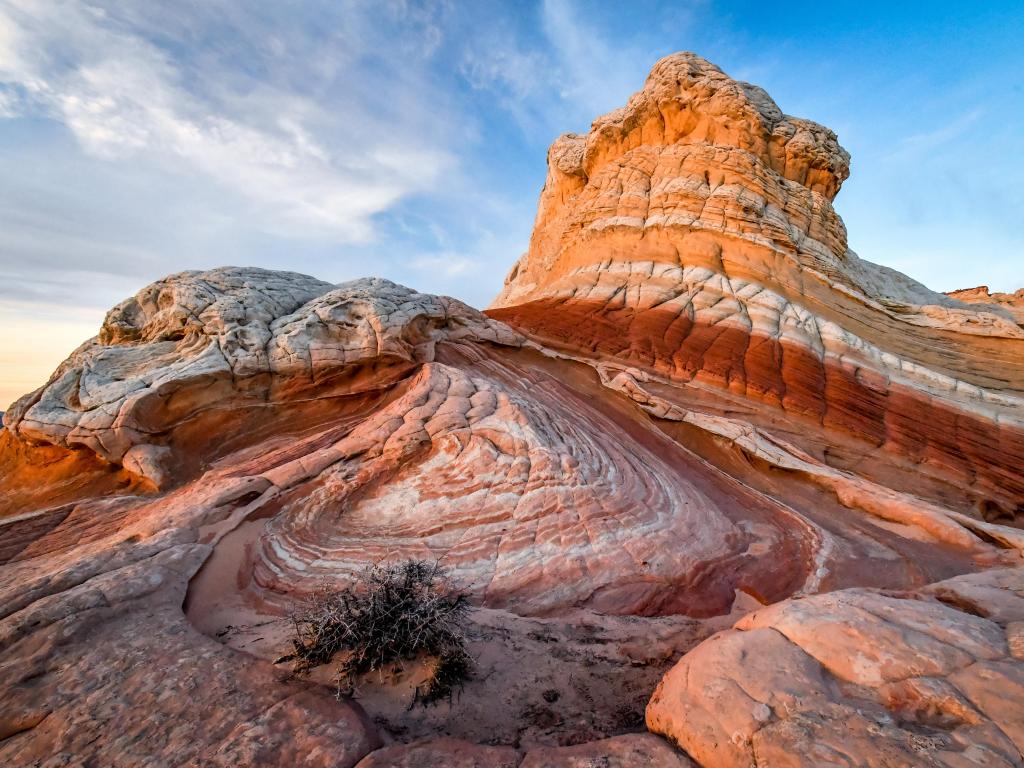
[490,52,1024,522]
[2,52,1023,766]
[647,569,1024,766]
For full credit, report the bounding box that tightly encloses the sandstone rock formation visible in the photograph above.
[4,269,521,489]
[354,733,694,768]
[948,285,1024,327]
[647,568,1024,766]
[1,52,1022,766]
[489,54,1024,524]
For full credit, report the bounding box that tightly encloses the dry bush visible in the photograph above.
[287,560,472,703]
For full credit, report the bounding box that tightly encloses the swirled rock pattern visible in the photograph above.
[1,51,1023,767]
[245,351,813,617]
[489,53,1024,521]
[4,269,521,489]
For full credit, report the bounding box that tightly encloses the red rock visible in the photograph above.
[1,51,1022,767]
[356,738,518,767]
[521,733,695,767]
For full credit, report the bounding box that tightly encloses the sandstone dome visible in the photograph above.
[1,52,1023,767]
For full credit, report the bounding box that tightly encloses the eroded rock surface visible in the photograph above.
[5,269,521,486]
[948,285,1024,327]
[1,51,1022,767]
[647,568,1024,767]
[489,53,1024,521]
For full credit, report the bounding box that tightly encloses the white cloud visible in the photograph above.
[0,87,18,116]
[458,34,559,138]
[893,107,986,157]
[457,0,693,139]
[540,0,641,117]
[0,0,454,240]
[410,252,480,277]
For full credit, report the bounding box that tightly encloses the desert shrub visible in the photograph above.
[287,560,472,702]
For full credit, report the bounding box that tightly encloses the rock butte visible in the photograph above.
[1,53,1022,766]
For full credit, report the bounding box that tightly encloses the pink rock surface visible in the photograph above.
[520,733,696,767]
[355,734,695,767]
[647,569,1024,766]
[356,738,519,768]
[1,51,1022,767]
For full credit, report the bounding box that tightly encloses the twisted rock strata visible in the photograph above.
[1,52,1023,767]
[489,53,1024,519]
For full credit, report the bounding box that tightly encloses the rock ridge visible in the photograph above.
[1,51,1023,767]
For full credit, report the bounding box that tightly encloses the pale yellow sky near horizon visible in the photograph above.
[0,311,104,412]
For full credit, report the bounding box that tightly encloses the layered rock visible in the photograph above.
[1,51,1023,768]
[248,357,757,615]
[4,269,521,489]
[0,491,381,767]
[489,53,1024,521]
[948,285,1024,327]
[0,267,713,765]
[0,269,809,618]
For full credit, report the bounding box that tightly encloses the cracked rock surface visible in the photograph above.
[647,569,1024,767]
[1,51,1023,767]
[5,270,521,483]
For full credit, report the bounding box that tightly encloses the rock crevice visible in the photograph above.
[1,51,1022,767]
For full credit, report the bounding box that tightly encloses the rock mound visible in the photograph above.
[489,51,1024,525]
[648,568,1024,766]
[1,53,1022,767]
[5,268,521,488]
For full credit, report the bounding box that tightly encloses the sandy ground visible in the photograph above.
[184,511,754,748]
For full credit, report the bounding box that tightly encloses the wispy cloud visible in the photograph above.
[539,0,649,119]
[0,0,454,240]
[457,0,698,140]
[892,106,986,158]
[410,252,480,277]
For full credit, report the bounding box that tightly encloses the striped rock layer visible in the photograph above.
[489,52,1024,524]
[1,53,1023,767]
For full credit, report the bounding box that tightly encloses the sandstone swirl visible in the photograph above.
[1,53,1022,767]
[489,53,1024,523]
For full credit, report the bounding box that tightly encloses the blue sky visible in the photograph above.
[1,0,1022,406]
